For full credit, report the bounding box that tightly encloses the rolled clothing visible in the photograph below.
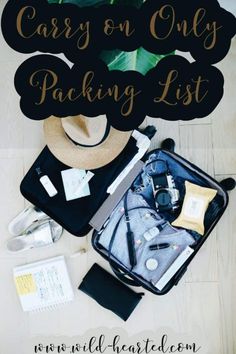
[98,190,195,285]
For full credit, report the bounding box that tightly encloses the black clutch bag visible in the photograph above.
[78,263,144,321]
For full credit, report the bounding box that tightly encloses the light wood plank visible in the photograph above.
[212,38,236,175]
[0,256,29,352]
[0,159,24,246]
[179,118,212,126]
[22,120,45,178]
[0,1,25,64]
[152,283,188,333]
[184,282,222,354]
[179,124,214,175]
[0,61,24,158]
[151,282,222,354]
[215,175,236,354]
[179,125,218,282]
[146,117,180,152]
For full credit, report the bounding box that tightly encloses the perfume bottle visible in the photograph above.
[36,167,58,197]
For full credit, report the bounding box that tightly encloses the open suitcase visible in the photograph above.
[91,147,229,295]
[20,132,233,296]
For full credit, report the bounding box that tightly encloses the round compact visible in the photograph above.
[146,258,158,271]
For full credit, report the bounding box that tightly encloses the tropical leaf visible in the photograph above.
[100,48,174,75]
[47,0,174,74]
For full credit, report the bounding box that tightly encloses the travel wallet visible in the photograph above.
[78,263,144,321]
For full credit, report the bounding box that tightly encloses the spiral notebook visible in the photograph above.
[13,256,74,312]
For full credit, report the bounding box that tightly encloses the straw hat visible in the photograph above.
[44,115,132,169]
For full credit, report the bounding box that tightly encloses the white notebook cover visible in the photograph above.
[13,256,74,312]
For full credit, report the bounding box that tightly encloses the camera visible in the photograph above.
[151,171,180,213]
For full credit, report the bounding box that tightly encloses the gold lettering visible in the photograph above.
[150,5,175,40]
[176,8,222,49]
[16,7,90,49]
[204,22,222,50]
[176,84,193,105]
[104,19,114,36]
[154,73,209,107]
[64,18,84,39]
[177,9,206,37]
[121,86,141,116]
[28,69,140,117]
[67,88,77,101]
[104,19,135,37]
[109,85,122,101]
[16,6,36,38]
[120,20,135,37]
[154,70,178,106]
[53,88,64,102]
[82,71,95,101]
[37,23,49,37]
[192,8,207,37]
[192,77,209,102]
[77,22,90,50]
[29,70,58,105]
[50,18,60,38]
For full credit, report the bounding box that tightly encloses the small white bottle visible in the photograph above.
[36,167,58,197]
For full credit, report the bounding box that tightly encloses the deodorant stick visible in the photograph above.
[36,167,58,197]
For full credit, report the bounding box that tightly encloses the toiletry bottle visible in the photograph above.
[36,167,58,197]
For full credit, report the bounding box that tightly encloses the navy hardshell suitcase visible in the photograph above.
[91,147,229,295]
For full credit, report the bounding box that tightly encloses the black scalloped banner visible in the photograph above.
[1,0,236,130]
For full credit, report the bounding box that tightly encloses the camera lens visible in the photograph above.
[155,189,171,207]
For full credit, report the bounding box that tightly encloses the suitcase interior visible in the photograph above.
[92,148,229,295]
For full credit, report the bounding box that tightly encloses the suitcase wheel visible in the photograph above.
[139,125,157,140]
[219,178,236,191]
[161,138,176,152]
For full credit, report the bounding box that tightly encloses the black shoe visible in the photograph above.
[138,125,157,140]
[220,178,236,191]
[161,138,176,152]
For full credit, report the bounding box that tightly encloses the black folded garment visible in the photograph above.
[20,137,138,237]
[78,263,144,321]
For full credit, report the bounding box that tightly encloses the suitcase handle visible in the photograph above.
[110,262,141,287]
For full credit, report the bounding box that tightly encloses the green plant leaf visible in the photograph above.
[100,48,174,75]
[47,0,174,74]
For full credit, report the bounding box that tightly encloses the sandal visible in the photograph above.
[7,219,63,252]
[8,206,47,236]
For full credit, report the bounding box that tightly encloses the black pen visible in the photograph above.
[149,243,170,251]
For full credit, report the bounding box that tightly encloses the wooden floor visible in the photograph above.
[0,2,236,353]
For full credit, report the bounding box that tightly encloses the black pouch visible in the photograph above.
[78,263,144,321]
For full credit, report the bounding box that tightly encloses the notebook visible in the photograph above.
[13,256,74,312]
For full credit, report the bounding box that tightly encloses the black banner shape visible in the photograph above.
[14,55,224,131]
[1,0,236,64]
